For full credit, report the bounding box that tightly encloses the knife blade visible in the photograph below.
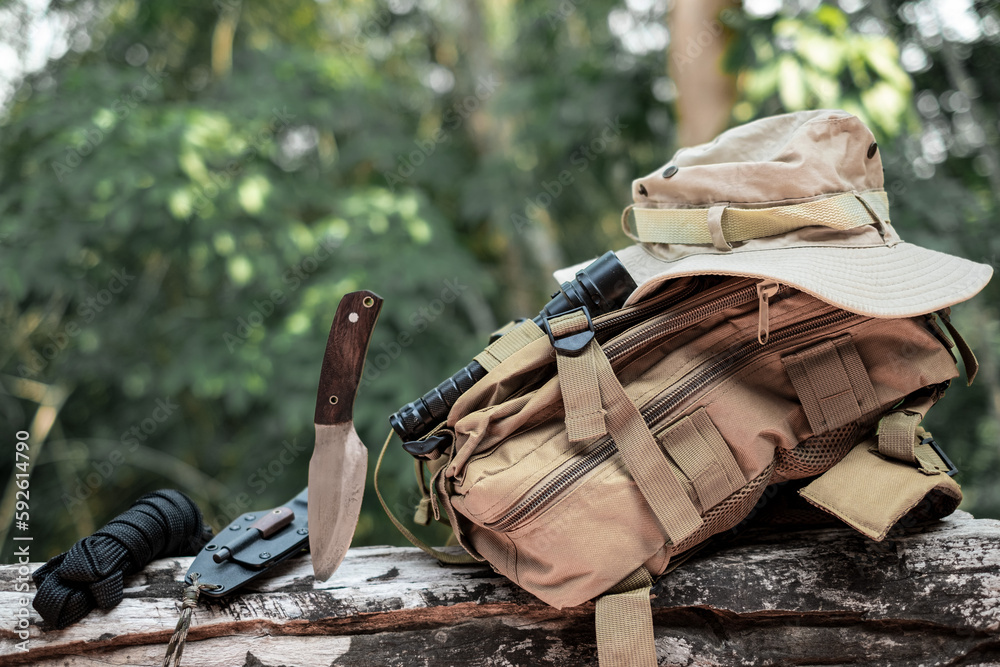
[308,290,383,581]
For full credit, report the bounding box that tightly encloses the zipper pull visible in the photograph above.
[757,280,780,345]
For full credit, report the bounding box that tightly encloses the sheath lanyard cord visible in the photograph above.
[162,573,221,667]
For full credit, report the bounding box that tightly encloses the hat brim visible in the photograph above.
[556,243,992,319]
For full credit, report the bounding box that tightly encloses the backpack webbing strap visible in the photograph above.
[876,395,951,476]
[549,311,608,441]
[474,319,546,372]
[877,412,946,475]
[781,335,880,435]
[374,430,480,565]
[596,567,657,667]
[551,311,703,546]
[660,408,745,511]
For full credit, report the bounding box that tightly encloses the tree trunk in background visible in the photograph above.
[459,0,563,320]
[668,0,739,147]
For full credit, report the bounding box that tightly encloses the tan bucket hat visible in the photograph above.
[556,109,992,317]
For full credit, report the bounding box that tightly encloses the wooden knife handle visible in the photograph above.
[249,506,295,538]
[314,290,383,425]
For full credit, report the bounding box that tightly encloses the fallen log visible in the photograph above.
[1,510,997,666]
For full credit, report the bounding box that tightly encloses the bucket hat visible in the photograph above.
[556,109,992,317]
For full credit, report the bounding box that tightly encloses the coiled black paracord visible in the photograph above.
[32,490,212,629]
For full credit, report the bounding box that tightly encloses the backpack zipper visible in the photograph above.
[485,438,619,532]
[592,276,703,339]
[484,304,860,533]
[640,307,857,427]
[603,279,768,362]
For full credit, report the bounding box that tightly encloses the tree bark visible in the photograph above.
[1,511,998,666]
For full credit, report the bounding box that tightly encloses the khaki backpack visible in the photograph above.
[376,110,992,666]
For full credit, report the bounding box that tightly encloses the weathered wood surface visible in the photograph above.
[0,510,997,666]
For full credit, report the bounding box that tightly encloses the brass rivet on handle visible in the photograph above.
[329,395,338,405]
[867,141,878,159]
[363,296,375,308]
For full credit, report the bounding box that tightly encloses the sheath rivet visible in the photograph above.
[244,515,256,521]
[259,552,271,559]
[205,544,217,551]
[229,524,241,531]
[297,528,308,535]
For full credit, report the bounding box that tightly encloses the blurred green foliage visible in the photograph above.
[0,0,998,562]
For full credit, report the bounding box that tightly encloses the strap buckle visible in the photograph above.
[921,435,958,477]
[402,431,452,461]
[543,307,595,356]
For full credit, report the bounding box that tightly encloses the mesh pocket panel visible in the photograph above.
[775,418,877,480]
[667,459,776,559]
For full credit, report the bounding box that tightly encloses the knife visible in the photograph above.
[309,290,383,581]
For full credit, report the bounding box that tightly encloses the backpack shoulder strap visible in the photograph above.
[473,319,546,371]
